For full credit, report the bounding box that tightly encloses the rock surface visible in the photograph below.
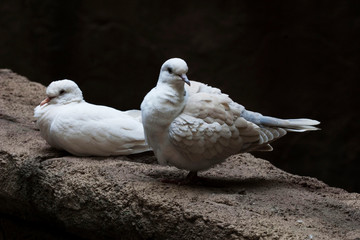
[0,69,359,239]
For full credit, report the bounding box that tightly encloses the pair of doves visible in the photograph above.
[34,58,319,179]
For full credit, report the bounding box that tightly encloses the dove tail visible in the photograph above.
[240,109,320,152]
[242,110,320,132]
[259,117,320,132]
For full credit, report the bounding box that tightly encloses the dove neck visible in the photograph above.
[156,79,185,95]
[157,82,186,104]
[146,83,187,128]
[53,98,84,105]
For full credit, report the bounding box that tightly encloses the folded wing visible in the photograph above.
[50,104,150,156]
[169,88,260,163]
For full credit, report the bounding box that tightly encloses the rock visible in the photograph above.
[0,69,359,240]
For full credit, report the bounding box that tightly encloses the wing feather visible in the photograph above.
[180,81,293,154]
[169,90,260,162]
[49,104,149,156]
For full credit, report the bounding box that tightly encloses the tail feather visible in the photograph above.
[241,109,320,153]
[242,110,320,132]
[284,118,320,126]
[285,125,320,132]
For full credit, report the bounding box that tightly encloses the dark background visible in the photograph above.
[0,1,359,193]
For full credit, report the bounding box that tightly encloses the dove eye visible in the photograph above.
[167,67,173,74]
[59,89,66,95]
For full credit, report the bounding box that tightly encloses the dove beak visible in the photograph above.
[180,73,190,86]
[40,97,52,106]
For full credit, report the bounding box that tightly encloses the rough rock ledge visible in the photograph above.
[0,69,359,240]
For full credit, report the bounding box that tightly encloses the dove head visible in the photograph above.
[40,79,83,106]
[158,58,190,88]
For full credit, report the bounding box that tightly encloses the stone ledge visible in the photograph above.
[0,69,359,240]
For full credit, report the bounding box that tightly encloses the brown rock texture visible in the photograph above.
[0,69,359,239]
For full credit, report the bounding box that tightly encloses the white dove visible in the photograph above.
[141,58,320,180]
[34,79,150,156]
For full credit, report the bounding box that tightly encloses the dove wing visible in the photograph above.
[50,103,149,156]
[168,91,260,162]
[183,81,292,152]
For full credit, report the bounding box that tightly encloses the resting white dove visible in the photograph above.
[141,58,320,180]
[34,79,150,156]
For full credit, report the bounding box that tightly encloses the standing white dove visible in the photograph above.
[141,58,320,181]
[34,79,150,156]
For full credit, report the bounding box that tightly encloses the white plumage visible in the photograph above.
[34,79,150,156]
[141,58,320,178]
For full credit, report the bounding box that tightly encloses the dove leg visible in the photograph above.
[161,171,199,185]
[185,171,198,181]
[176,171,199,185]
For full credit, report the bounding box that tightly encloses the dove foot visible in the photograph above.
[185,171,199,182]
